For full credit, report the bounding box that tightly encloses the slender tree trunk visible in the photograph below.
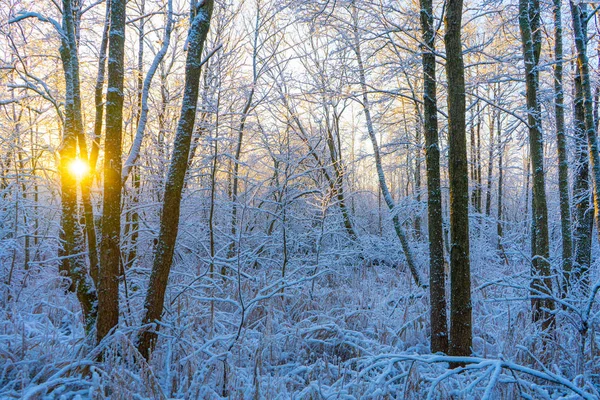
[327,108,357,240]
[519,0,554,329]
[571,4,592,293]
[59,0,100,289]
[78,0,110,286]
[285,94,357,240]
[90,0,110,175]
[485,107,495,216]
[414,111,422,238]
[58,0,97,334]
[497,111,505,250]
[420,0,448,354]
[476,99,482,213]
[553,0,573,296]
[444,0,472,358]
[97,0,127,343]
[123,0,146,271]
[230,9,260,258]
[351,3,423,287]
[229,89,254,257]
[470,104,477,210]
[138,0,214,359]
[570,0,600,295]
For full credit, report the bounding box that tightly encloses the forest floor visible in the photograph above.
[1,229,599,399]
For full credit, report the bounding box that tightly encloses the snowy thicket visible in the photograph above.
[1,0,600,398]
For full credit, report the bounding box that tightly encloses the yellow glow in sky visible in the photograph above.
[69,158,90,180]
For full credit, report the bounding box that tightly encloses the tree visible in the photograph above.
[97,0,127,343]
[518,0,554,329]
[8,0,99,334]
[569,0,600,295]
[444,0,472,357]
[419,0,448,354]
[138,0,214,359]
[553,0,572,297]
[350,1,424,288]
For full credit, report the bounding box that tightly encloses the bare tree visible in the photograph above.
[444,0,472,357]
[519,0,554,329]
[553,0,572,296]
[97,0,127,343]
[138,0,214,359]
[419,0,448,354]
[569,0,600,295]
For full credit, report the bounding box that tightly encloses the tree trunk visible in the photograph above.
[519,0,554,330]
[553,0,573,296]
[570,0,600,295]
[59,0,97,334]
[351,4,423,288]
[444,0,472,357]
[414,110,422,238]
[97,0,127,343]
[420,0,448,354]
[572,56,593,293]
[328,108,357,240]
[138,0,214,359]
[484,106,495,216]
[497,111,505,251]
[571,4,593,293]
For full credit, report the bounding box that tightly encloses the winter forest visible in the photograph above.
[2,0,600,397]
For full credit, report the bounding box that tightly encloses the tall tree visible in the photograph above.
[444,0,472,357]
[351,2,423,288]
[97,0,127,343]
[572,54,593,292]
[138,0,214,359]
[519,0,554,329]
[569,0,600,294]
[419,0,448,354]
[60,0,98,334]
[553,0,572,296]
[86,0,110,285]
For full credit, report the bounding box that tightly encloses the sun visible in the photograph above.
[69,158,90,180]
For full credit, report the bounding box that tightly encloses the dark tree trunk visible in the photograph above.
[553,0,573,296]
[570,0,600,295]
[420,0,448,354]
[138,0,214,359]
[572,62,593,291]
[97,0,127,343]
[519,0,554,330]
[59,0,97,334]
[444,0,472,357]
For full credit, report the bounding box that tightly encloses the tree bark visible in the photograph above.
[60,0,97,334]
[444,0,472,357]
[138,0,214,359]
[420,0,448,354]
[570,0,600,295]
[572,63,593,292]
[97,0,127,343]
[553,0,573,296]
[519,0,554,329]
